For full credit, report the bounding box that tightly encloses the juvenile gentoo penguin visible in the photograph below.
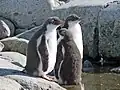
[55,28,83,86]
[24,17,63,80]
[0,20,10,39]
[63,14,83,59]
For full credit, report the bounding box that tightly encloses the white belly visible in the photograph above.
[68,23,83,59]
[45,30,57,74]
[74,35,83,59]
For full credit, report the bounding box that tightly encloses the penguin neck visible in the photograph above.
[68,22,82,36]
[68,22,83,59]
[45,24,58,34]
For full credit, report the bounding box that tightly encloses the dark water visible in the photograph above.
[64,69,120,90]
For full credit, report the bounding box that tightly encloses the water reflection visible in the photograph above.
[65,73,120,90]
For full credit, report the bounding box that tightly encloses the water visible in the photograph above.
[65,73,120,90]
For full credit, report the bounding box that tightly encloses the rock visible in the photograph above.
[0,52,26,67]
[0,76,24,90]
[0,0,52,29]
[0,53,66,90]
[83,60,94,73]
[16,25,42,40]
[99,1,120,57]
[0,17,15,36]
[110,67,120,73]
[0,55,66,90]
[15,28,27,35]
[5,75,66,90]
[0,57,23,76]
[83,60,93,68]
[48,0,65,9]
[0,37,28,55]
[0,41,4,52]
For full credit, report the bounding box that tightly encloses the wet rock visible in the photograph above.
[0,17,15,37]
[83,60,94,73]
[83,60,93,68]
[16,25,42,40]
[110,67,120,73]
[0,76,24,90]
[0,41,4,52]
[0,37,28,55]
[0,52,26,67]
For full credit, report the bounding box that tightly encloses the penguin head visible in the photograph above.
[63,14,81,28]
[45,17,63,29]
[59,28,73,40]
[66,14,81,24]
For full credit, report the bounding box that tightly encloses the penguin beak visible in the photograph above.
[78,17,81,22]
[57,20,64,29]
[78,17,81,20]
[55,20,64,26]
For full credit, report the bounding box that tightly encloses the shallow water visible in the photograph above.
[64,73,120,90]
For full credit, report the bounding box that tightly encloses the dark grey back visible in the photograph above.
[25,24,47,76]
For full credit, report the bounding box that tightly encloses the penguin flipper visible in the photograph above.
[41,74,55,81]
[38,35,49,72]
[55,40,64,79]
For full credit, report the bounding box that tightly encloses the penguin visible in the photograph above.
[0,20,10,39]
[55,28,83,85]
[63,14,83,59]
[24,17,63,81]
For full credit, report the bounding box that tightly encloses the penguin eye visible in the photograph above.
[51,19,55,22]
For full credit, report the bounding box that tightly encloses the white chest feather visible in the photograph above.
[44,25,58,74]
[68,23,83,59]
[45,26,57,54]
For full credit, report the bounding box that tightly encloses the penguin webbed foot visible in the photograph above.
[41,75,55,82]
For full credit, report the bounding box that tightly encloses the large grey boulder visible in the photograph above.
[0,76,24,90]
[0,37,28,55]
[99,1,120,57]
[0,0,51,29]
[16,25,42,40]
[5,75,66,90]
[0,54,66,90]
[0,52,26,67]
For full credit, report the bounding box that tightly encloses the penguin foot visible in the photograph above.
[80,83,85,90]
[41,75,54,81]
